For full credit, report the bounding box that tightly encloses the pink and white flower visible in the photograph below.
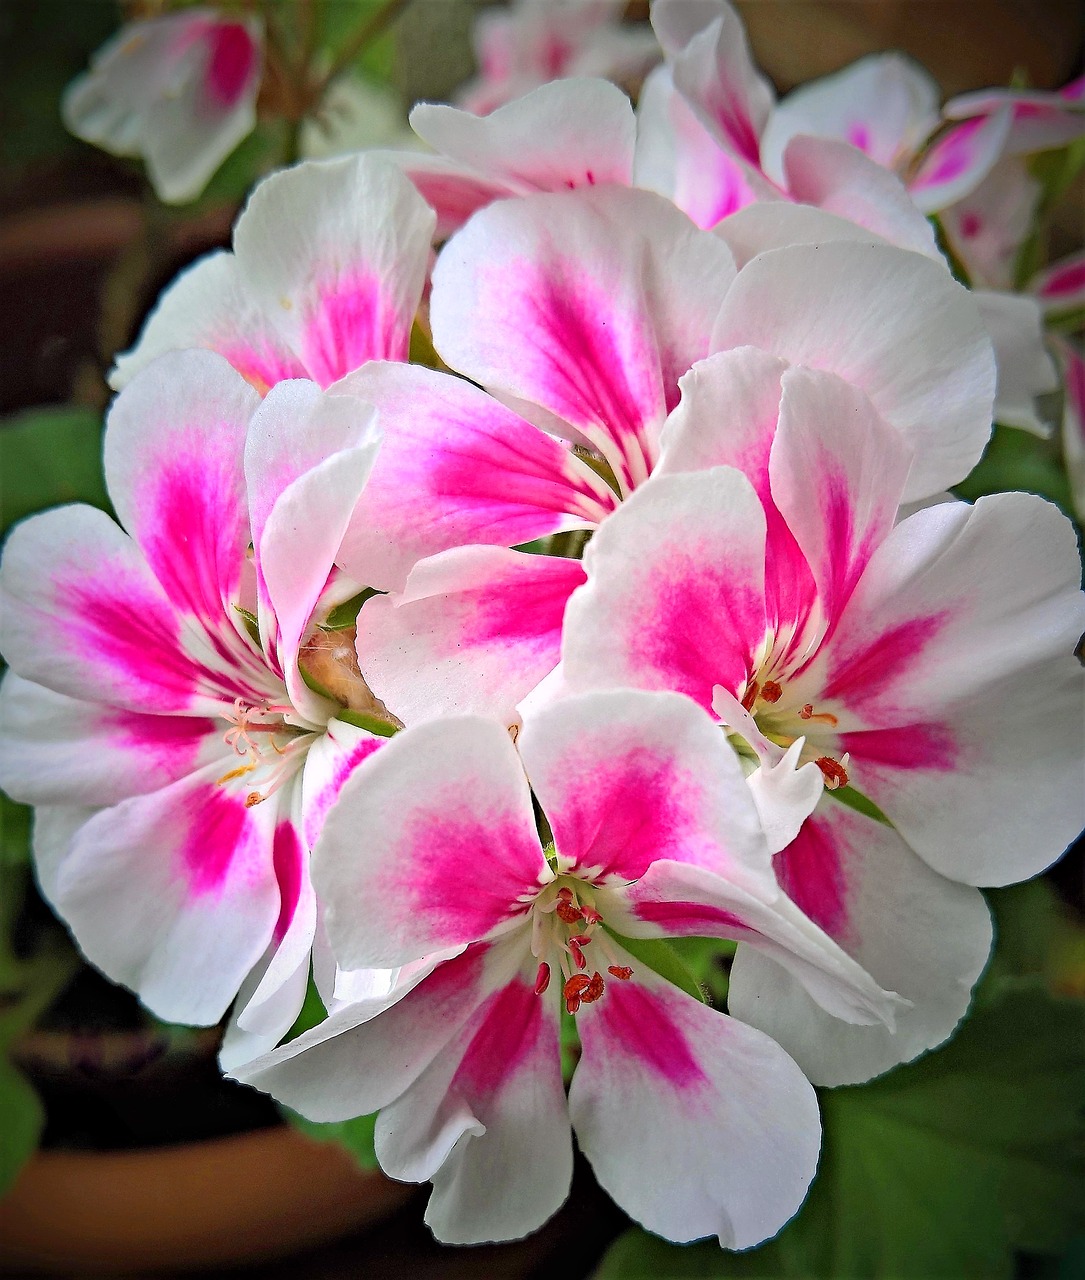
[62,8,263,204]
[235,690,901,1246]
[557,351,1083,1077]
[110,153,436,394]
[0,351,388,1042]
[457,0,659,115]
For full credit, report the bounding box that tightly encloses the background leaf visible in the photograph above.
[0,1058,44,1196]
[0,404,109,536]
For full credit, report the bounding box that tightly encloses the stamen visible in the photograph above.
[816,756,849,789]
[740,680,760,712]
[608,965,633,981]
[761,680,782,703]
[245,791,264,807]
[216,763,256,785]
[555,890,583,924]
[563,972,591,1015]
[580,905,603,925]
[581,972,605,1003]
[799,703,839,727]
[569,938,587,970]
[534,962,551,995]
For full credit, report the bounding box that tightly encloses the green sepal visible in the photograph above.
[609,933,710,1005]
[0,1057,44,1196]
[830,784,892,826]
[233,604,262,647]
[336,709,399,738]
[322,588,380,631]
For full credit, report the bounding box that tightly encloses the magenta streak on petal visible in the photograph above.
[301,274,407,387]
[104,707,216,773]
[913,117,984,187]
[847,124,872,153]
[397,801,542,941]
[457,561,585,653]
[1038,260,1085,299]
[451,977,544,1096]
[589,978,706,1088]
[203,22,258,109]
[636,554,764,710]
[554,747,707,880]
[821,612,950,707]
[841,721,958,772]
[63,565,208,708]
[219,342,307,396]
[271,822,304,942]
[179,783,253,895]
[520,266,661,493]
[633,897,751,939]
[959,211,982,238]
[303,736,383,846]
[1062,76,1085,102]
[774,817,848,938]
[705,89,762,166]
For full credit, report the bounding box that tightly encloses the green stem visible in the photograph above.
[323,0,414,86]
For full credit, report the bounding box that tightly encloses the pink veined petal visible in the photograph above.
[634,65,774,228]
[385,150,517,240]
[908,108,1013,214]
[410,77,635,196]
[519,688,772,889]
[944,84,1085,155]
[0,504,254,716]
[109,251,307,393]
[52,756,287,1025]
[769,365,914,634]
[712,241,996,501]
[759,52,940,183]
[657,348,816,639]
[233,153,436,385]
[716,200,895,269]
[569,941,820,1248]
[299,716,386,850]
[653,0,775,167]
[376,960,572,1245]
[312,717,545,970]
[0,673,219,808]
[231,941,504,1122]
[780,134,941,260]
[357,546,585,727]
[1053,337,1085,522]
[1032,250,1085,316]
[562,468,769,713]
[334,362,617,592]
[728,800,992,1086]
[104,350,257,638]
[430,185,736,496]
[605,857,903,1028]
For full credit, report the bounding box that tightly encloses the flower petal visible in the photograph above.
[728,800,992,1085]
[974,290,1058,435]
[908,109,1013,213]
[569,944,819,1248]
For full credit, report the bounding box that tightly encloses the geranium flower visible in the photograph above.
[62,7,263,204]
[558,349,1084,1074]
[110,153,436,394]
[457,0,659,115]
[235,690,901,1247]
[0,351,388,1043]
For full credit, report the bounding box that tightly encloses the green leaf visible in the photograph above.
[1,405,110,537]
[598,982,1085,1278]
[281,1105,380,1170]
[0,792,31,869]
[0,1057,44,1195]
[955,424,1074,517]
[610,933,709,1005]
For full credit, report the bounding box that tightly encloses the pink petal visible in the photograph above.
[1032,250,1085,315]
[335,362,617,592]
[312,717,544,969]
[974,291,1058,436]
[519,689,772,890]
[357,546,584,726]
[729,800,992,1085]
[908,109,1013,213]
[569,943,819,1248]
[430,186,736,495]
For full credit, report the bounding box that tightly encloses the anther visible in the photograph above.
[582,972,605,1003]
[563,974,591,999]
[556,898,583,924]
[740,680,760,712]
[580,905,603,925]
[761,680,782,703]
[245,791,264,807]
[799,704,839,727]
[534,962,551,996]
[608,965,633,981]
[816,757,849,789]
[569,939,587,970]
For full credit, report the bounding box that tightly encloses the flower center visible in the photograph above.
[529,879,633,1014]
[217,697,313,806]
[739,675,850,790]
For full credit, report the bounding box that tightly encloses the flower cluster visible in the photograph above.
[4,0,1084,1254]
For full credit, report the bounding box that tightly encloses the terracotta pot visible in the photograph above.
[0,1125,415,1274]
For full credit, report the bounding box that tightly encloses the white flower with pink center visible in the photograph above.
[235,690,902,1247]
[62,8,263,204]
[110,153,436,395]
[0,351,392,1048]
[558,349,1084,1080]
